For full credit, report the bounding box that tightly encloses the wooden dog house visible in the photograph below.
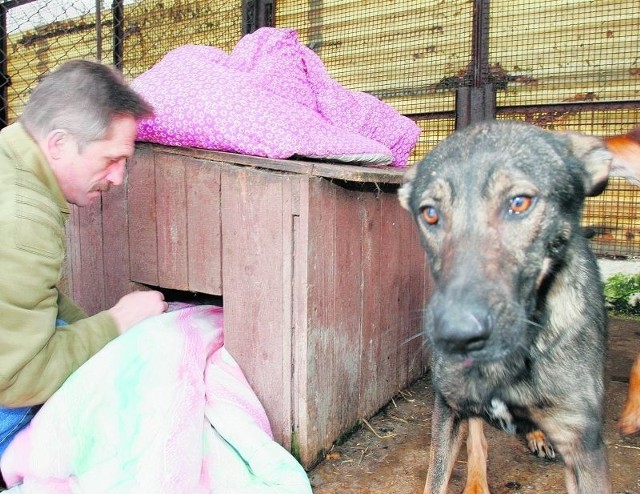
[65,143,432,468]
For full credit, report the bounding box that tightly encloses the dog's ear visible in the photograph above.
[398,164,417,210]
[560,131,613,197]
[604,127,640,185]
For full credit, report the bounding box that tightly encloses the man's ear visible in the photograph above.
[559,131,613,197]
[45,129,70,161]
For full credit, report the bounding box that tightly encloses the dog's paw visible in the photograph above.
[526,430,556,459]
[618,400,640,435]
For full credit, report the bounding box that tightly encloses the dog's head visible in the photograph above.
[399,120,612,365]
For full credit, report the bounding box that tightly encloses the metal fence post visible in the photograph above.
[0,4,8,128]
[455,0,496,129]
[242,0,275,35]
[112,0,124,70]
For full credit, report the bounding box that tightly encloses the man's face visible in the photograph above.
[54,114,138,206]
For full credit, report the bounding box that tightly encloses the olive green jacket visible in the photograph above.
[0,123,119,407]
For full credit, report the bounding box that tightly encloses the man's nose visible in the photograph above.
[107,160,126,186]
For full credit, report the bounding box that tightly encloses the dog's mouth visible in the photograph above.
[427,301,529,364]
[437,343,519,365]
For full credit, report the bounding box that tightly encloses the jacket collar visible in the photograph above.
[3,122,70,217]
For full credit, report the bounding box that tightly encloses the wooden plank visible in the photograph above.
[304,177,338,464]
[303,178,368,464]
[101,170,138,308]
[358,190,385,416]
[138,143,407,184]
[277,174,297,452]
[330,180,364,423]
[128,146,159,286]
[155,153,189,290]
[221,164,291,446]
[63,205,82,305]
[376,191,405,402]
[186,160,223,295]
[404,212,431,383]
[394,198,429,388]
[291,178,311,458]
[73,201,106,315]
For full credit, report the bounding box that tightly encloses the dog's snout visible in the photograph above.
[433,305,492,354]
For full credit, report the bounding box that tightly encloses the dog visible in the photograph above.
[398,120,615,494]
[604,126,640,436]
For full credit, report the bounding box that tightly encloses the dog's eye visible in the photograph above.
[508,195,533,215]
[421,206,439,225]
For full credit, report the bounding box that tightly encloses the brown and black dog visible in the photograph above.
[604,126,640,436]
[399,120,620,493]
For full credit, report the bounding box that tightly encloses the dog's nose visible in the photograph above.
[433,305,492,354]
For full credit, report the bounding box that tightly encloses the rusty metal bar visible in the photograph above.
[471,0,490,87]
[455,0,495,129]
[0,0,36,9]
[95,0,102,62]
[242,0,275,35]
[0,4,8,128]
[112,0,123,70]
[498,100,640,115]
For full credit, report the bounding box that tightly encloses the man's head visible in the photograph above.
[20,59,153,206]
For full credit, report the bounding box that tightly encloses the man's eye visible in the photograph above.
[508,195,534,215]
[421,206,439,225]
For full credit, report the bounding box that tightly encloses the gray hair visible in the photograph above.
[20,59,153,149]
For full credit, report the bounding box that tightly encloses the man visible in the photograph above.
[0,60,168,465]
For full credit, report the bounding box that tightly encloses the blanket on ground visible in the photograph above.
[132,27,421,167]
[0,305,311,494]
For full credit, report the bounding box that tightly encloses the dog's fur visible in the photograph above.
[399,120,614,494]
[604,126,640,436]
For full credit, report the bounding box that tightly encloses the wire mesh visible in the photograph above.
[490,0,639,108]
[1,0,639,256]
[120,0,242,79]
[276,0,471,163]
[1,0,242,121]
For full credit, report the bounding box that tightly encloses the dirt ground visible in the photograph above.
[308,316,640,494]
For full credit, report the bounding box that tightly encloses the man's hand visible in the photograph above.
[108,290,168,334]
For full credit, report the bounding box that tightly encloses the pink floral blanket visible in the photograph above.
[0,305,311,493]
[132,27,420,167]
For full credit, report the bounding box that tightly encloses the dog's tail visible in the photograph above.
[604,126,640,183]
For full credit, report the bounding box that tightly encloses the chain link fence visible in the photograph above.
[1,0,639,257]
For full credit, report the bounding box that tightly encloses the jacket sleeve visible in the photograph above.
[56,291,88,323]
[0,213,119,407]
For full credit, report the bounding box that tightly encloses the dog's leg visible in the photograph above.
[619,353,640,435]
[562,449,611,494]
[540,421,611,494]
[462,418,490,494]
[424,393,466,494]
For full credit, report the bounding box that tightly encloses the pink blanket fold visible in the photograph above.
[0,305,311,494]
[132,27,421,167]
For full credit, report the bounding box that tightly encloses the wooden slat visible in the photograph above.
[101,170,139,308]
[138,143,407,184]
[221,165,291,446]
[358,190,384,415]
[304,176,337,463]
[395,199,429,387]
[155,152,189,290]
[329,178,363,433]
[186,160,223,295]
[128,146,159,286]
[301,177,367,465]
[404,212,431,383]
[64,205,82,305]
[291,178,310,456]
[73,201,106,315]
